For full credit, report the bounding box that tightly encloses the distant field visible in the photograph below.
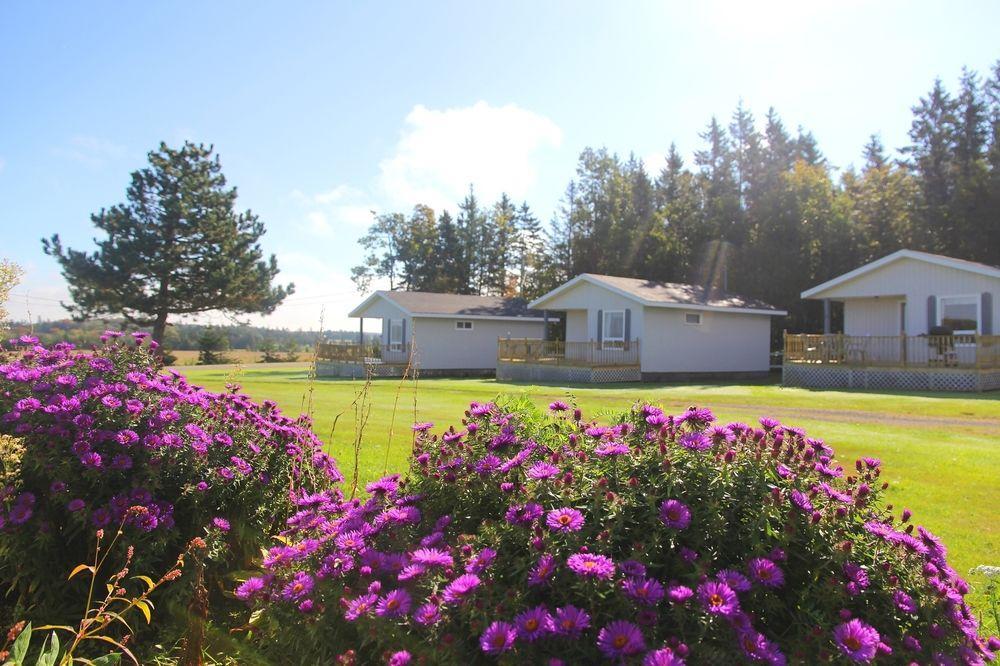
[168,349,303,365]
[178,362,1000,630]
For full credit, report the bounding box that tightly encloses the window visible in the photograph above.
[602,310,625,349]
[938,296,979,335]
[389,319,403,351]
[455,320,473,330]
[684,312,702,325]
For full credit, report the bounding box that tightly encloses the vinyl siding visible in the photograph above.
[641,308,772,373]
[844,298,902,336]
[410,317,545,369]
[536,280,645,342]
[816,258,999,335]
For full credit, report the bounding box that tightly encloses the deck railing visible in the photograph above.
[316,341,413,365]
[783,333,1000,370]
[498,339,641,367]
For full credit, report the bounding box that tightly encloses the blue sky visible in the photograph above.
[2,1,998,330]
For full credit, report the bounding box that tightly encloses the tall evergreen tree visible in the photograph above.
[905,79,959,253]
[43,142,293,346]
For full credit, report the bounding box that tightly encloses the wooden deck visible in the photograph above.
[316,341,413,365]
[783,333,999,370]
[497,339,640,368]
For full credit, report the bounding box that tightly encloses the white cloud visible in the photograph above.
[377,101,562,210]
[292,184,376,237]
[54,135,127,168]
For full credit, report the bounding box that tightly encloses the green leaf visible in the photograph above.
[89,655,122,666]
[11,623,32,665]
[34,631,59,666]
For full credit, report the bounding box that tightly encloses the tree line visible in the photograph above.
[352,64,1000,332]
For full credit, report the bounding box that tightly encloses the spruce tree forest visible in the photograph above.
[352,65,1000,334]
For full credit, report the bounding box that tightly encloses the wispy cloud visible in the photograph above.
[377,101,562,210]
[53,135,127,168]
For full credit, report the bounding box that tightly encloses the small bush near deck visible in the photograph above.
[0,335,342,619]
[244,398,995,664]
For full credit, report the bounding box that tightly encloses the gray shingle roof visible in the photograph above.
[580,274,783,311]
[379,291,545,318]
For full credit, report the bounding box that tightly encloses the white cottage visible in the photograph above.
[785,250,1000,392]
[497,273,786,383]
[316,291,546,377]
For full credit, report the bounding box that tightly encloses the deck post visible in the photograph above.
[823,299,831,334]
[358,318,364,346]
[543,311,549,341]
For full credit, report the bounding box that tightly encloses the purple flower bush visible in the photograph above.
[240,398,994,664]
[0,335,342,616]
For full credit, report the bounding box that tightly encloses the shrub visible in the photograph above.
[0,334,342,619]
[244,398,995,664]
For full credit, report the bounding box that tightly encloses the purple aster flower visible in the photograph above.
[620,560,647,578]
[116,429,139,446]
[465,547,497,574]
[667,584,693,604]
[8,504,31,524]
[516,605,554,642]
[679,406,715,427]
[553,605,590,638]
[410,547,453,568]
[843,563,869,590]
[441,573,480,604]
[893,590,917,614]
[643,647,686,666]
[623,577,666,606]
[67,498,86,512]
[344,592,378,621]
[748,557,785,588]
[411,421,434,432]
[567,553,615,580]
[527,461,561,480]
[388,651,411,666]
[790,490,813,512]
[546,507,585,532]
[678,431,712,451]
[413,602,441,626]
[480,621,517,655]
[594,441,630,456]
[759,416,781,431]
[235,576,267,601]
[549,400,570,411]
[706,425,735,444]
[281,571,314,601]
[376,589,412,617]
[529,553,558,586]
[597,620,646,659]
[697,581,739,617]
[505,502,544,526]
[212,517,231,532]
[717,569,752,593]
[737,629,784,664]
[659,499,692,530]
[832,619,880,663]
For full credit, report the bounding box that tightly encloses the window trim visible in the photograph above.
[388,319,404,351]
[455,320,474,331]
[937,294,980,335]
[683,312,703,326]
[602,309,626,349]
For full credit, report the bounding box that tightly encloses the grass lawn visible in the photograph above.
[179,362,1000,630]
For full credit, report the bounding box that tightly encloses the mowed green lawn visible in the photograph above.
[180,363,1000,627]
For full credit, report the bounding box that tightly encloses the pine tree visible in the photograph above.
[433,210,464,292]
[456,188,485,294]
[43,142,292,346]
[905,79,959,253]
[695,117,740,243]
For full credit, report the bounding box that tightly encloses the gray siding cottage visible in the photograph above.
[498,274,786,383]
[785,250,1000,392]
[317,291,546,377]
